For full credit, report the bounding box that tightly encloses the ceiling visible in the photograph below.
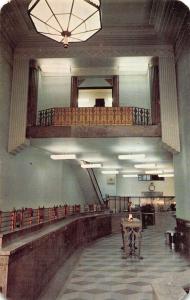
[31,137,173,174]
[2,0,189,49]
[1,0,188,77]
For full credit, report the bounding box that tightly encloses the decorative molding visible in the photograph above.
[149,0,190,61]
[175,13,190,61]
[0,34,13,66]
[150,0,188,42]
[150,0,189,62]
[15,44,175,59]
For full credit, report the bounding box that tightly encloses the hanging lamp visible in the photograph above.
[28,0,102,48]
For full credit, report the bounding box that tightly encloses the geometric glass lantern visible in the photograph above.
[28,0,102,48]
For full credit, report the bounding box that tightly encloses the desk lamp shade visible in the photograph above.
[28,0,102,48]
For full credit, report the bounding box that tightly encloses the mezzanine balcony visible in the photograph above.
[26,106,161,138]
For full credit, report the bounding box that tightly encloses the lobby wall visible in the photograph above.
[94,170,175,198]
[116,176,175,197]
[0,38,94,211]
[38,74,71,110]
[37,73,150,110]
[0,147,92,211]
[94,171,117,197]
[174,41,190,220]
[119,74,151,108]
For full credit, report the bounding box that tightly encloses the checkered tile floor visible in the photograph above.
[54,212,190,300]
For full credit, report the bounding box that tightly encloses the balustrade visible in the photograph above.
[37,107,152,127]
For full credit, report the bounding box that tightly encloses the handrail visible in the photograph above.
[91,168,104,204]
[86,168,104,205]
[0,203,107,234]
[37,106,152,127]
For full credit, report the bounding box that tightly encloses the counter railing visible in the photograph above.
[0,204,106,234]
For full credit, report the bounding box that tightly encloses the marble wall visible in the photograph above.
[0,38,98,211]
[174,42,190,221]
[119,74,151,108]
[38,74,71,110]
[94,170,175,198]
[37,73,151,110]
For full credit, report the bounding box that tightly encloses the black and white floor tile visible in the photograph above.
[55,212,190,300]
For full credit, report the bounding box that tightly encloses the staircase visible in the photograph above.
[86,168,104,205]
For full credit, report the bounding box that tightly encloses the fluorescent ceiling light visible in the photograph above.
[132,158,155,163]
[28,0,102,48]
[121,170,140,173]
[102,166,122,169]
[101,171,119,175]
[81,163,102,169]
[50,154,76,160]
[123,174,138,178]
[134,164,156,169]
[158,174,174,178]
[163,169,174,173]
[145,170,163,174]
[118,154,146,160]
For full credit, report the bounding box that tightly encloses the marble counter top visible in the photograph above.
[152,269,190,300]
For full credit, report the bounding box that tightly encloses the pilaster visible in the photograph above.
[8,54,30,153]
[159,56,180,153]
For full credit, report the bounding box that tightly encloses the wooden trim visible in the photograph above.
[26,124,161,139]
[27,60,39,127]
[70,76,78,107]
[112,75,119,107]
[78,86,112,90]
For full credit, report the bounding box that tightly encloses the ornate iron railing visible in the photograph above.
[37,107,152,127]
[132,107,151,125]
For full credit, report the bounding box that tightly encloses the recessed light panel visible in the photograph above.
[81,163,102,169]
[163,169,174,173]
[158,174,174,178]
[123,174,138,178]
[145,170,163,174]
[101,171,119,175]
[118,154,146,160]
[50,154,76,160]
[134,163,156,169]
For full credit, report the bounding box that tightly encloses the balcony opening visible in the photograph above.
[78,87,113,107]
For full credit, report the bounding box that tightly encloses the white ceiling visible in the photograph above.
[3,0,189,52]
[31,137,173,173]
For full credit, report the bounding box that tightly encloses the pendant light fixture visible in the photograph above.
[28,0,102,48]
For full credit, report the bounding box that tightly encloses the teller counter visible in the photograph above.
[0,213,111,300]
